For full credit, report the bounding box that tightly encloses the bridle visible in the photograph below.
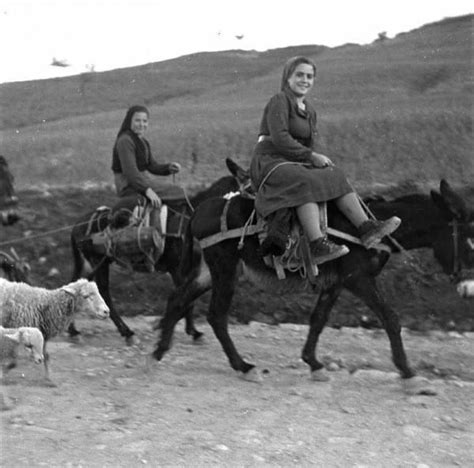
[449,218,474,281]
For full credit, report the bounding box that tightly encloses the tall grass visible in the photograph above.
[1,15,472,192]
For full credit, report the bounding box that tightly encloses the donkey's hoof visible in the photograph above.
[311,368,331,382]
[125,334,140,347]
[240,367,263,383]
[192,333,205,345]
[192,331,205,343]
[403,376,437,396]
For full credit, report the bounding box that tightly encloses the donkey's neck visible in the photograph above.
[368,194,445,250]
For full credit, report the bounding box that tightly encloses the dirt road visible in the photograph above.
[1,316,473,467]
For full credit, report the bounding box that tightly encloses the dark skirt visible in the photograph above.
[250,154,352,218]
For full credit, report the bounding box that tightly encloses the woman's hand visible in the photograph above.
[145,188,162,208]
[310,152,334,168]
[168,162,181,174]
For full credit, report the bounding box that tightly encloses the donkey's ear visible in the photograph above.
[431,189,453,220]
[439,179,469,220]
[226,158,249,183]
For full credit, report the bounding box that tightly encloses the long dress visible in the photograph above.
[250,90,352,219]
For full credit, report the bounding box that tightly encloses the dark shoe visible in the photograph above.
[358,216,401,249]
[309,237,349,265]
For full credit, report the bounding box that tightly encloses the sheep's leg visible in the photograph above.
[42,343,56,387]
[345,275,415,379]
[1,387,13,411]
[302,284,342,380]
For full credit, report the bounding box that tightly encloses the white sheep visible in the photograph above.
[1,326,44,410]
[0,278,109,384]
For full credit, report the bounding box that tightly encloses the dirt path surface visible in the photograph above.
[2,316,474,468]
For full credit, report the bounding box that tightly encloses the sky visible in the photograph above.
[1,0,472,84]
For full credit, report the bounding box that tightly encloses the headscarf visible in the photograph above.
[112,105,151,173]
[280,56,317,92]
[116,105,150,138]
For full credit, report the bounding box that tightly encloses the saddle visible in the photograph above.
[88,203,167,273]
[259,203,328,284]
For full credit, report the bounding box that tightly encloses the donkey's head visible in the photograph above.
[431,180,474,298]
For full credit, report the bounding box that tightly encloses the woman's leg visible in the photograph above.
[296,203,324,241]
[296,202,349,264]
[335,192,401,248]
[335,192,368,227]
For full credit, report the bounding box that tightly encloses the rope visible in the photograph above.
[0,222,91,248]
[237,209,256,250]
[258,161,308,192]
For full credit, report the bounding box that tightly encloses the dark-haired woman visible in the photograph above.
[111,105,183,208]
[250,56,400,264]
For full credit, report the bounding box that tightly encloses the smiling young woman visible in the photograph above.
[111,105,183,208]
[250,56,401,264]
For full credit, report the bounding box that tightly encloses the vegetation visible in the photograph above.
[1,14,472,193]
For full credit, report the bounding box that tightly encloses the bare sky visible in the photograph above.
[1,0,472,83]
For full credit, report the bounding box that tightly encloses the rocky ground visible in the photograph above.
[1,186,473,467]
[1,316,473,467]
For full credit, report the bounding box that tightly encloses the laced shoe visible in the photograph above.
[309,237,350,265]
[358,216,401,249]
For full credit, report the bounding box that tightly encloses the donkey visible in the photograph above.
[154,178,473,393]
[0,156,20,226]
[67,158,249,344]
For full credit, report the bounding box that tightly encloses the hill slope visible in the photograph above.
[1,14,472,191]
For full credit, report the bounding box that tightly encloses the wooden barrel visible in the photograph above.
[110,226,164,259]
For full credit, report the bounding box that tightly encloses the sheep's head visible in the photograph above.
[4,327,44,364]
[62,279,110,319]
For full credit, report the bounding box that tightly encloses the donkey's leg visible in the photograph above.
[67,240,90,338]
[154,266,212,361]
[302,284,343,379]
[68,250,98,341]
[168,267,204,342]
[345,275,415,379]
[94,263,136,345]
[206,249,255,375]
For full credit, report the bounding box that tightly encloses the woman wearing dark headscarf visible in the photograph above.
[111,105,184,208]
[250,56,400,264]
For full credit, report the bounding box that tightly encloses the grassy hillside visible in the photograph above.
[1,14,472,192]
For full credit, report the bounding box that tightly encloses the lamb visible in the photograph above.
[1,326,44,410]
[0,278,109,384]
[1,326,44,370]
